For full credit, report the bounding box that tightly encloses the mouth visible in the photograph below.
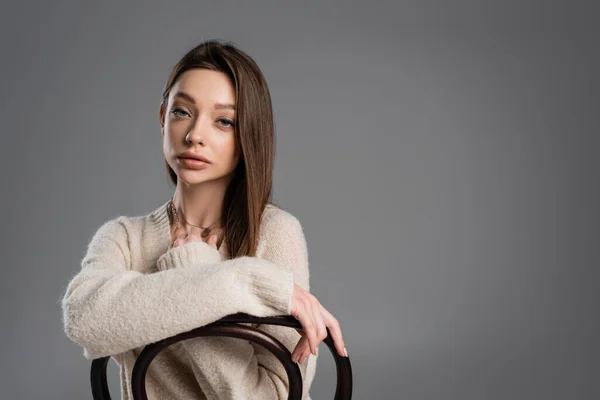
[178,156,210,162]
[177,157,211,170]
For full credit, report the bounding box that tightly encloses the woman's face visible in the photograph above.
[160,68,240,186]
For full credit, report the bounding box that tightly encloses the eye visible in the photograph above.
[171,107,190,117]
[218,118,236,128]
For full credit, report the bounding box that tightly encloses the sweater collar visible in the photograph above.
[150,198,171,239]
[144,199,172,267]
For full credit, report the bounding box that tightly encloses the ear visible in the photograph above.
[158,103,165,136]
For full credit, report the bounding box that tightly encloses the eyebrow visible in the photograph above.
[173,91,236,110]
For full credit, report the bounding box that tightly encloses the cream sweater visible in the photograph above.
[61,199,317,400]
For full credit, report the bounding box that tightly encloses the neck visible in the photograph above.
[172,179,228,228]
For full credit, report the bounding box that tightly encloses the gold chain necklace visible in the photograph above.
[168,198,220,239]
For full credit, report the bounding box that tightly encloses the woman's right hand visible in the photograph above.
[290,283,347,364]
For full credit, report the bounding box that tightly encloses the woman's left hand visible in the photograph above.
[171,226,333,364]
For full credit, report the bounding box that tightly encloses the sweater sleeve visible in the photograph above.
[165,213,317,400]
[60,217,295,361]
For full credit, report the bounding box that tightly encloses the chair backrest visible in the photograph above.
[91,313,353,399]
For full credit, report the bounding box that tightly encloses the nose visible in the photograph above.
[185,115,210,145]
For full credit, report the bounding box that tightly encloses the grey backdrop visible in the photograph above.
[1,1,599,399]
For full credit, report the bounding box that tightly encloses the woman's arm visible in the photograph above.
[166,212,317,400]
[60,216,294,360]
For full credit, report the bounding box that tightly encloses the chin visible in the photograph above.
[177,169,212,182]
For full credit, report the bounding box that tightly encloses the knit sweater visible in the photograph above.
[61,199,317,400]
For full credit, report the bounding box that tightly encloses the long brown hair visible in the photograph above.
[159,40,279,258]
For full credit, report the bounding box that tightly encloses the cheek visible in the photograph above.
[217,137,239,164]
[163,127,181,149]
[162,137,169,156]
[162,134,174,156]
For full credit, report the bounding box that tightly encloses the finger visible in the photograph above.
[303,296,324,355]
[290,285,320,356]
[291,335,309,362]
[299,345,312,364]
[293,340,309,364]
[320,304,346,357]
[207,233,218,248]
[175,225,187,238]
[300,298,320,358]
[309,297,327,355]
[173,236,187,247]
[173,234,187,247]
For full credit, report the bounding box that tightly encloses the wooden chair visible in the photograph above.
[90,313,353,399]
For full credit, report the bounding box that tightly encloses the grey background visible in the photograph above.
[1,0,598,399]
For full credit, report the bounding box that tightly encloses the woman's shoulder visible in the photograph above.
[263,203,302,228]
[87,206,153,244]
[260,203,305,242]
[257,203,308,265]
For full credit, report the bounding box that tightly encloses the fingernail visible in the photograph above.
[316,347,319,355]
[344,347,348,357]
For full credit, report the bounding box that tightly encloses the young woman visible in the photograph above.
[61,40,347,400]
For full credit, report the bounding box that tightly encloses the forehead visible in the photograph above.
[171,69,235,104]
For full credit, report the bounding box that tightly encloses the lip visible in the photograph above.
[177,151,211,163]
[178,157,211,170]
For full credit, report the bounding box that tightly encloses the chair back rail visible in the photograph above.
[90,313,353,399]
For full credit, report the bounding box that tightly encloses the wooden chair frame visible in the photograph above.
[90,313,353,399]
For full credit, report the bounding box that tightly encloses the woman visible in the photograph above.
[61,39,347,400]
